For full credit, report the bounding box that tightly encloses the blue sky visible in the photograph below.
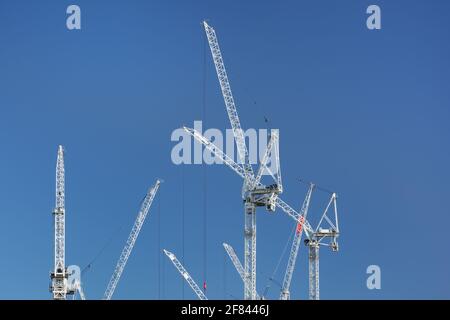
[0,0,449,299]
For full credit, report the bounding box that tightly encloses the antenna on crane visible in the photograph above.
[103,179,161,300]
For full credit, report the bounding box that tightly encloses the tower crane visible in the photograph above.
[103,179,161,300]
[50,145,71,300]
[305,192,339,300]
[199,21,292,300]
[164,249,208,300]
[280,183,314,300]
[203,21,256,300]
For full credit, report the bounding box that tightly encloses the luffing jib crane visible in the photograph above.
[199,21,292,300]
[164,249,208,300]
[203,21,257,300]
[103,179,161,300]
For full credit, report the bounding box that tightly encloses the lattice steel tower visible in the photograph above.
[50,145,68,300]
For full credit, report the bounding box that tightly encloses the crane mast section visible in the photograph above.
[51,145,67,300]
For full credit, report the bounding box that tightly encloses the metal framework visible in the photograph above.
[223,243,261,300]
[306,192,339,300]
[203,21,254,186]
[50,145,68,300]
[103,179,161,300]
[164,249,208,300]
[203,21,260,300]
[280,183,314,300]
[308,240,319,300]
[184,126,314,234]
[184,20,340,300]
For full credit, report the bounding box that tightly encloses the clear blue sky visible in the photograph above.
[0,0,449,300]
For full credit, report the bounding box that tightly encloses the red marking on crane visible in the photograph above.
[203,281,207,291]
[296,216,305,235]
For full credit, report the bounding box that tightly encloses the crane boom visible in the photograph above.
[51,145,67,300]
[164,249,208,300]
[223,243,261,300]
[103,179,161,300]
[223,243,245,283]
[183,126,314,236]
[203,21,254,186]
[280,183,314,300]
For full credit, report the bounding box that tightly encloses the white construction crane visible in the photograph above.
[103,179,161,300]
[305,192,339,300]
[280,183,315,300]
[50,145,70,300]
[201,21,290,300]
[164,249,208,300]
[203,21,257,300]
